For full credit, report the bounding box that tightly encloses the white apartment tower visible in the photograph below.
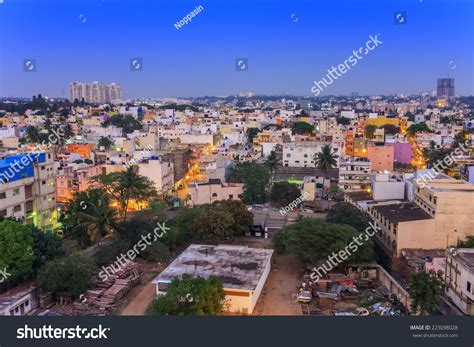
[69,81,123,104]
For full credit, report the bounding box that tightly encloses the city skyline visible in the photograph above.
[0,0,473,99]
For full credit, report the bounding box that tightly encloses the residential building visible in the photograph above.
[0,152,57,231]
[437,78,455,99]
[445,248,474,315]
[187,179,243,206]
[69,81,122,104]
[367,143,394,172]
[282,141,341,168]
[338,157,371,191]
[138,157,174,193]
[152,244,274,315]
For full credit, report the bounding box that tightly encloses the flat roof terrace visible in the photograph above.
[152,244,274,291]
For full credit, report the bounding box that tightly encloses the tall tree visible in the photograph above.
[265,150,280,174]
[314,145,338,198]
[215,200,253,236]
[228,163,270,204]
[0,220,36,288]
[93,167,157,219]
[73,196,120,244]
[409,270,445,315]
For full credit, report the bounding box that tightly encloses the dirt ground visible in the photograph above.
[253,254,302,316]
[115,260,165,316]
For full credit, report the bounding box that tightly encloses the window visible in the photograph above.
[0,209,7,217]
[229,194,233,199]
[468,281,472,293]
[0,192,6,199]
[13,188,20,196]
[13,205,21,212]
[42,180,46,185]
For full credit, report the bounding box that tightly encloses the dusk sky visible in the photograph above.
[0,0,472,99]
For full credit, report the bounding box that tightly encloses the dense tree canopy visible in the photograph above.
[270,182,301,207]
[407,123,432,136]
[291,121,314,135]
[37,253,94,298]
[273,219,373,265]
[149,275,226,316]
[0,221,36,286]
[214,200,253,236]
[327,202,371,232]
[102,114,142,135]
[228,163,270,204]
[409,270,445,315]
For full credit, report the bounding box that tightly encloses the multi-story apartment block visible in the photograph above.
[367,143,394,172]
[365,176,474,258]
[0,152,58,231]
[338,157,371,191]
[445,248,474,315]
[138,157,174,193]
[56,164,104,204]
[69,81,122,104]
[282,141,341,168]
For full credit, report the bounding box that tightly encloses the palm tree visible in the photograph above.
[73,197,119,244]
[114,166,158,219]
[314,145,339,199]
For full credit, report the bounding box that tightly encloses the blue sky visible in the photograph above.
[0,0,472,98]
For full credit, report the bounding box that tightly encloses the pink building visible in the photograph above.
[393,142,413,164]
[367,143,394,172]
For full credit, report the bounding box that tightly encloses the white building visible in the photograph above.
[445,248,474,315]
[0,283,38,316]
[339,157,371,191]
[69,81,122,104]
[371,173,405,201]
[138,158,174,193]
[282,141,341,168]
[152,244,274,315]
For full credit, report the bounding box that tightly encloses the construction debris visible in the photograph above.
[73,262,140,315]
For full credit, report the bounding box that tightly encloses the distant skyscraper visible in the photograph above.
[351,92,359,99]
[436,78,455,99]
[69,81,122,104]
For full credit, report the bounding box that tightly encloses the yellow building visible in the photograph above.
[366,116,400,128]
